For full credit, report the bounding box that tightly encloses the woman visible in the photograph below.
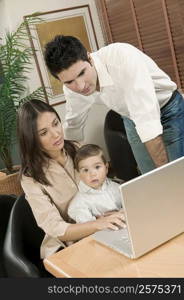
[17,99,124,259]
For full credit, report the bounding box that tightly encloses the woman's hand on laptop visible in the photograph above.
[95,211,126,231]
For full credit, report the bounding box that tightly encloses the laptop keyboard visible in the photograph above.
[92,228,133,258]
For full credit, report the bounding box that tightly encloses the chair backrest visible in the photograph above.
[3,194,45,277]
[0,194,16,277]
[104,109,127,132]
[104,110,139,181]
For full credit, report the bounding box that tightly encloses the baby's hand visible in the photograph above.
[102,210,119,217]
[103,209,125,217]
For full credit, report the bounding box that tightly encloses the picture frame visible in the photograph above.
[24,5,99,106]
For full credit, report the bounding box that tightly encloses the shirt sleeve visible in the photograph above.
[68,193,96,223]
[21,175,70,238]
[117,44,163,142]
[63,85,95,141]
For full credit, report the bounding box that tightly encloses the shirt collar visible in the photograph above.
[91,52,114,89]
[78,178,110,194]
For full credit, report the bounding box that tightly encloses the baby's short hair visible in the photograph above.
[74,144,107,171]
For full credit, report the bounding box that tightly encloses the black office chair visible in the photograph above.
[0,194,16,277]
[104,110,139,181]
[3,194,51,277]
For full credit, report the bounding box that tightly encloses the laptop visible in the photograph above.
[92,156,184,259]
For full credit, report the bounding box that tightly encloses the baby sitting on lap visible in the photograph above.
[68,144,123,223]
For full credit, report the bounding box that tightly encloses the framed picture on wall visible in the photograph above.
[24,5,99,106]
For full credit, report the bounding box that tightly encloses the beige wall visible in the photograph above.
[0,0,110,160]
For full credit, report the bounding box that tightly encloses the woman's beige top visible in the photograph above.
[21,154,79,259]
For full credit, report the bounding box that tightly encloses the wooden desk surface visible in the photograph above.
[43,233,184,278]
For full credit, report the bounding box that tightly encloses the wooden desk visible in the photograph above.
[43,233,184,278]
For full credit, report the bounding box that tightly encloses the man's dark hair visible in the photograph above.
[74,144,107,171]
[44,35,89,80]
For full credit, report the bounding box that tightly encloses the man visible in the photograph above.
[44,35,184,174]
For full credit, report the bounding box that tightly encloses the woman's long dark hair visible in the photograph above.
[17,99,78,186]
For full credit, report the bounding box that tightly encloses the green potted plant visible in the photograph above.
[0,17,46,195]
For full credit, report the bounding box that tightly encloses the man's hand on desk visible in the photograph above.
[95,210,126,231]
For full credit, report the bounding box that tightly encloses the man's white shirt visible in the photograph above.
[63,43,176,143]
